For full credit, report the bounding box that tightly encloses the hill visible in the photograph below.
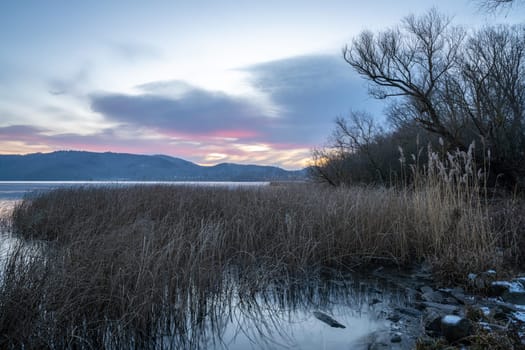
[0,151,307,181]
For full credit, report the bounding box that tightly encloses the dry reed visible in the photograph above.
[1,146,522,348]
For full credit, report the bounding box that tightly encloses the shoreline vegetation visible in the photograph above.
[1,156,524,348]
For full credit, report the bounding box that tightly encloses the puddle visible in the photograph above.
[143,271,415,350]
[215,287,393,350]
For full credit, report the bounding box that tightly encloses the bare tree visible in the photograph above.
[309,147,350,186]
[476,0,523,11]
[343,9,525,187]
[309,111,435,186]
[310,111,384,186]
[331,112,387,181]
[460,25,525,184]
[344,9,467,150]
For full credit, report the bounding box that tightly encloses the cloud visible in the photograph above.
[90,54,384,149]
[0,125,54,154]
[0,124,177,156]
[110,42,162,62]
[0,123,311,168]
[0,125,47,141]
[90,83,270,135]
[242,54,384,143]
[137,80,195,97]
[47,65,92,96]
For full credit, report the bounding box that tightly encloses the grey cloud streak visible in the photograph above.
[90,85,268,135]
[48,65,92,96]
[110,42,162,62]
[89,54,383,145]
[243,54,383,143]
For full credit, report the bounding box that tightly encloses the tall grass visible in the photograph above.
[9,183,502,272]
[1,147,522,348]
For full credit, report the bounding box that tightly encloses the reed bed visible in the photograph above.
[9,183,506,273]
[1,147,523,348]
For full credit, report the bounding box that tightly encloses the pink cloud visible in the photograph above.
[157,128,260,141]
[0,124,309,169]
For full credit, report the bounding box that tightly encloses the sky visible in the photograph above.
[0,1,522,169]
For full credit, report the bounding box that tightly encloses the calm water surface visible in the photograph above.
[0,181,270,200]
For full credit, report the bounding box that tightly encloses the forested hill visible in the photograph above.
[0,151,307,181]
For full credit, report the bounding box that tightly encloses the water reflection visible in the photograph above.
[0,199,18,259]
[142,270,409,350]
[0,200,45,284]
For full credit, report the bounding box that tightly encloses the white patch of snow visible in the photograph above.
[442,315,462,325]
[513,311,525,322]
[510,282,525,293]
[480,307,491,316]
[479,321,492,331]
[467,273,477,280]
[492,281,525,293]
[492,281,512,288]
[485,270,497,275]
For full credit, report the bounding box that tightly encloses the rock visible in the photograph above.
[419,286,446,304]
[502,289,525,305]
[486,299,520,313]
[516,276,525,288]
[490,281,525,305]
[469,271,497,289]
[512,311,525,322]
[313,311,346,328]
[387,313,401,323]
[420,286,434,294]
[490,281,512,296]
[440,315,472,343]
[437,287,466,305]
[395,306,422,318]
[420,301,459,314]
[493,308,508,321]
[451,287,464,294]
[391,334,402,343]
[424,309,442,334]
[449,289,467,305]
[444,296,460,305]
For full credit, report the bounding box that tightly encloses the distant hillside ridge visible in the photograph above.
[0,151,307,181]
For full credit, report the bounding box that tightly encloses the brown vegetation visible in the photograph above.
[1,168,523,347]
